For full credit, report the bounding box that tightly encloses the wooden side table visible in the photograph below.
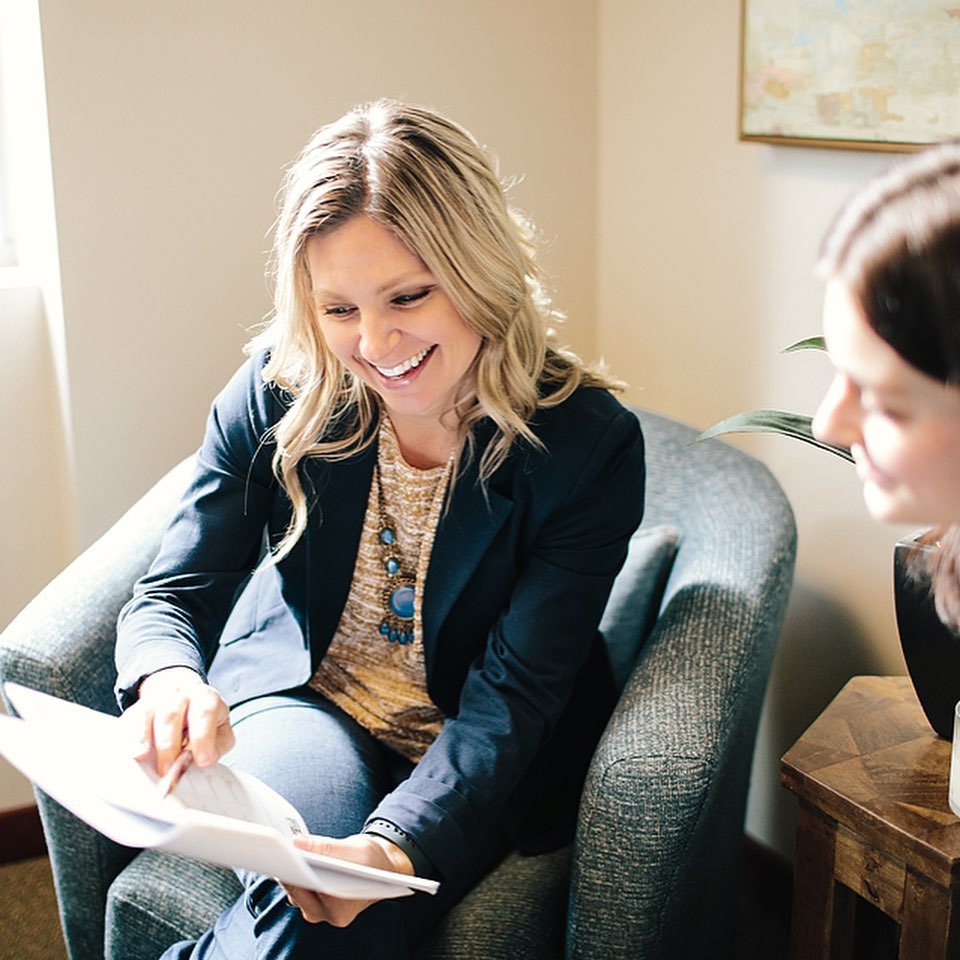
[781,675,960,959]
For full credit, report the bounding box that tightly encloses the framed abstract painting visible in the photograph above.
[740,0,960,151]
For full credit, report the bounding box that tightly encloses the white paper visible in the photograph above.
[0,683,438,899]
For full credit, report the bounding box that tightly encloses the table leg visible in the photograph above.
[898,868,960,960]
[789,801,855,960]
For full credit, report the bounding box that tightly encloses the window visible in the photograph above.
[0,0,59,279]
[0,58,16,268]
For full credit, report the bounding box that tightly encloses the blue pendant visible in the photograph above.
[389,584,415,620]
[375,492,415,642]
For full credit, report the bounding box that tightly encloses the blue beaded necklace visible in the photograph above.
[375,460,417,645]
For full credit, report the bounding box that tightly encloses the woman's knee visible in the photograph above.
[225,691,395,835]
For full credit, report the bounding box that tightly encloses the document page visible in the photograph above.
[0,683,438,898]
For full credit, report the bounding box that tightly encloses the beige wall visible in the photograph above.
[0,2,599,806]
[0,0,73,809]
[0,283,71,809]
[38,0,599,547]
[0,0,922,865]
[598,0,914,857]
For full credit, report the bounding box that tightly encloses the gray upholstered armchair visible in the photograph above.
[0,409,796,960]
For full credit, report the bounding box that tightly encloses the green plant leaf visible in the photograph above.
[783,336,826,353]
[696,409,854,462]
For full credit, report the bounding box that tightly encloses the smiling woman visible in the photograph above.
[701,144,960,740]
[812,142,960,631]
[813,277,960,528]
[306,215,483,468]
[112,99,646,960]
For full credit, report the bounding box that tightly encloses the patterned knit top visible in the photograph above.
[308,417,450,761]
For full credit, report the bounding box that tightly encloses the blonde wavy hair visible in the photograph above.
[249,99,619,560]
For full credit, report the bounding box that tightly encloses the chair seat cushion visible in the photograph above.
[105,851,240,960]
[413,847,572,960]
[104,845,571,960]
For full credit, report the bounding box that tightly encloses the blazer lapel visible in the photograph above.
[422,464,513,663]
[298,431,513,671]
[300,442,377,655]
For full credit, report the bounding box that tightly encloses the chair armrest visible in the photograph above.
[567,447,797,960]
[0,456,194,711]
[0,456,193,960]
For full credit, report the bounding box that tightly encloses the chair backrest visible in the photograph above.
[0,406,797,960]
[570,407,796,959]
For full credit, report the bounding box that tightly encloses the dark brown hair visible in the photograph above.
[818,142,960,629]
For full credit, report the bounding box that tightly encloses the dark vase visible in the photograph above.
[894,536,960,739]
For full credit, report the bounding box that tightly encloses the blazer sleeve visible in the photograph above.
[114,353,282,708]
[366,399,645,880]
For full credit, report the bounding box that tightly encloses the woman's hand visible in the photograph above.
[283,834,414,927]
[123,666,235,774]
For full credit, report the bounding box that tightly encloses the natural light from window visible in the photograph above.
[0,0,59,283]
[0,57,16,268]
[0,0,74,501]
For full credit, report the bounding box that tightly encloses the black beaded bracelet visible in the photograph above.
[363,818,435,879]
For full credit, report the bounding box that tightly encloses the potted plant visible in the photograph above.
[697,337,852,462]
[699,338,960,740]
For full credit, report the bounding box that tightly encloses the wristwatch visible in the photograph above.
[363,818,435,879]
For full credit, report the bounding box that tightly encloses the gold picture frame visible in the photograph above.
[739,0,960,153]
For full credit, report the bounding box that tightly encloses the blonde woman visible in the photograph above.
[115,100,645,959]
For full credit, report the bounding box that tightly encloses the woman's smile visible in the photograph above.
[367,344,436,381]
[814,278,960,525]
[307,215,482,449]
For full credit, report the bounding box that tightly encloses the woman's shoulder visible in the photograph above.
[212,349,290,430]
[490,386,644,517]
[531,384,641,448]
[489,385,643,491]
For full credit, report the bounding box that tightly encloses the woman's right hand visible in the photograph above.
[124,667,235,775]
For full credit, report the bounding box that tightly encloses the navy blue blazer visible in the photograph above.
[116,351,645,880]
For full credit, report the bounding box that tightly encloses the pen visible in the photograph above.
[156,748,194,799]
